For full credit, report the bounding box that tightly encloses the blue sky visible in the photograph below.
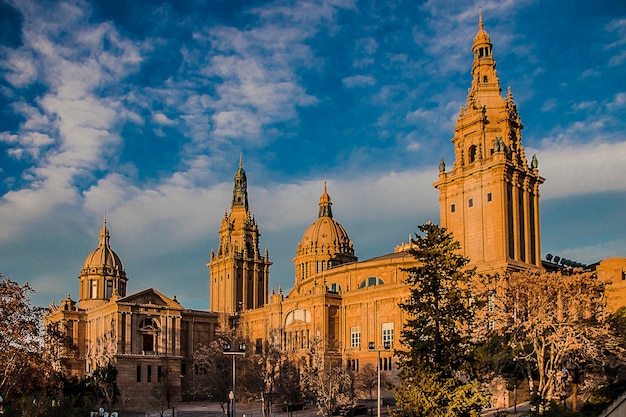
[1,0,625,310]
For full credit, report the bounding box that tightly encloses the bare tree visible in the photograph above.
[150,359,177,416]
[353,363,379,404]
[302,339,353,417]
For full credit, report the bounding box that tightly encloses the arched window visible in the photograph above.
[285,308,311,327]
[139,317,160,354]
[468,145,478,163]
[358,276,384,289]
[328,283,342,293]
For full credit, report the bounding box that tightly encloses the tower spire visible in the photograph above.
[231,156,249,210]
[99,213,110,248]
[471,10,501,96]
[318,180,333,218]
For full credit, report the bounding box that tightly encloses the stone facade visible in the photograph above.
[44,220,219,410]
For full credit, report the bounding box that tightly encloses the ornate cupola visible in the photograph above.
[433,11,544,274]
[208,156,271,314]
[232,155,249,210]
[293,182,357,284]
[471,9,500,96]
[78,215,128,310]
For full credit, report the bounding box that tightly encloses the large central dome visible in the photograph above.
[293,183,356,283]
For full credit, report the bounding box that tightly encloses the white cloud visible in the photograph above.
[0,0,143,241]
[532,140,626,199]
[342,74,376,88]
[605,18,626,66]
[153,112,176,126]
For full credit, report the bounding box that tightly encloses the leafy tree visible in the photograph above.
[394,370,486,417]
[393,223,488,417]
[476,270,626,411]
[89,363,119,409]
[0,274,46,400]
[398,223,478,376]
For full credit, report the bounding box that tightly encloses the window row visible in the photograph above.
[450,193,492,213]
[350,323,394,348]
[136,364,165,383]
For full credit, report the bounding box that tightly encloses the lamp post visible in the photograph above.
[368,341,391,417]
[224,344,246,417]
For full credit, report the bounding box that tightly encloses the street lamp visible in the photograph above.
[368,341,391,417]
[224,344,246,417]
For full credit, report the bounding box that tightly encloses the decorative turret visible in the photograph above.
[208,157,271,314]
[232,154,249,210]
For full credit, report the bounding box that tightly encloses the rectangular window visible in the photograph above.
[350,326,361,348]
[468,198,474,207]
[181,363,187,375]
[147,365,152,382]
[136,365,141,382]
[382,322,394,346]
[143,334,154,352]
[487,192,492,202]
[451,204,456,213]
[158,366,162,383]
[106,280,113,298]
[91,280,97,299]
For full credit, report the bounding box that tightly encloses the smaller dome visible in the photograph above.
[296,183,354,257]
[81,217,126,278]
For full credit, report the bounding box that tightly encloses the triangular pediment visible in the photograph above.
[118,288,184,310]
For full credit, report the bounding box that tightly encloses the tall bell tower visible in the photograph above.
[433,11,544,274]
[208,156,271,314]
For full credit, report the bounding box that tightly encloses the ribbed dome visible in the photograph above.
[296,183,354,257]
[81,217,126,279]
[298,217,352,252]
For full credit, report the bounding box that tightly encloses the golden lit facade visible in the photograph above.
[215,13,551,373]
[433,12,544,275]
[208,156,271,314]
[45,12,626,412]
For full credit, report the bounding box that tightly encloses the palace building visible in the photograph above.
[221,11,548,372]
[45,13,626,411]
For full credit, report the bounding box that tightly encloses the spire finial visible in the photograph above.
[99,213,110,248]
[239,153,243,169]
[479,8,484,29]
